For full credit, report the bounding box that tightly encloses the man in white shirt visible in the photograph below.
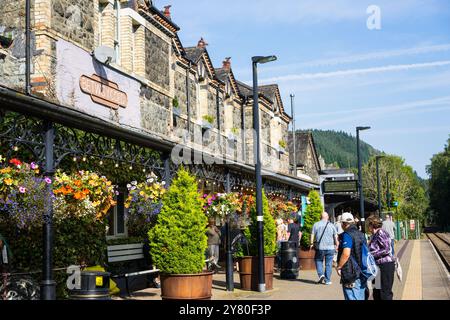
[382,214,396,255]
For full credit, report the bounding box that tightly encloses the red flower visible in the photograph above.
[9,158,22,167]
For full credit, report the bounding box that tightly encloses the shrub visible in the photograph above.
[300,190,323,249]
[240,190,277,256]
[202,115,215,124]
[172,97,179,108]
[148,167,207,274]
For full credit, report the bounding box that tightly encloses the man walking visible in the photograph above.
[206,219,221,269]
[335,212,368,300]
[287,218,301,249]
[382,214,396,255]
[310,212,338,285]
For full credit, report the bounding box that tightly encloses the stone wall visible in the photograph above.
[0,0,27,30]
[233,105,242,131]
[145,28,169,91]
[174,70,197,117]
[0,0,27,91]
[281,123,289,144]
[140,86,170,136]
[52,0,96,49]
[261,111,271,143]
[207,90,218,129]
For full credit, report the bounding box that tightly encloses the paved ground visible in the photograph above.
[113,240,450,300]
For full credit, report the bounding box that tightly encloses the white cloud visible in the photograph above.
[258,43,450,74]
[260,60,450,83]
[367,125,450,136]
[304,96,450,128]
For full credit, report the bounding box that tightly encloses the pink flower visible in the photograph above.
[44,177,52,184]
[19,187,27,193]
[31,162,39,170]
[203,194,208,198]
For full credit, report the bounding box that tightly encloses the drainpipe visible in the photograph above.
[241,98,246,163]
[216,85,221,151]
[290,94,296,176]
[186,61,191,140]
[25,0,31,95]
[114,0,121,64]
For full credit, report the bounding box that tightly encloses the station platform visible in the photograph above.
[114,239,450,300]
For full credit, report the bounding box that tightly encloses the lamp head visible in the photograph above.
[252,55,277,64]
[356,126,371,131]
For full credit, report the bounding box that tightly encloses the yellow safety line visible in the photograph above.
[402,241,422,300]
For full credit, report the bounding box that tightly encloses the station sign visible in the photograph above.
[322,180,358,194]
[80,74,128,110]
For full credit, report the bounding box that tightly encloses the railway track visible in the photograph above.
[426,233,450,272]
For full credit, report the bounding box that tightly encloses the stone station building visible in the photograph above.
[0,0,320,221]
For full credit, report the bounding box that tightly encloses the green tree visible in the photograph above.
[148,167,208,274]
[307,129,381,169]
[427,137,450,230]
[300,190,323,249]
[362,155,428,223]
[243,190,277,256]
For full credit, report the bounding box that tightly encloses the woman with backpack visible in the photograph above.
[367,215,396,300]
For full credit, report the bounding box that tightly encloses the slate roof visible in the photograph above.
[184,47,205,64]
[288,131,320,170]
[236,80,254,98]
[259,85,278,103]
[214,68,229,83]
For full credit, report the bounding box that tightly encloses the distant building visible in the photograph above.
[288,131,321,183]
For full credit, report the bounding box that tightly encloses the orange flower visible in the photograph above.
[73,180,82,187]
[65,185,74,194]
[3,178,13,186]
[82,189,90,195]
[74,191,86,200]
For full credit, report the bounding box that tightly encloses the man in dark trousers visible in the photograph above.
[335,212,368,300]
[287,218,301,248]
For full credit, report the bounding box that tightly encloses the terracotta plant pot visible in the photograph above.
[237,256,275,291]
[298,248,316,270]
[160,272,213,300]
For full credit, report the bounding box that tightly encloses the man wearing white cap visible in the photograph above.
[335,212,368,300]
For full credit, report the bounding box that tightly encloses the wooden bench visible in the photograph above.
[107,243,159,296]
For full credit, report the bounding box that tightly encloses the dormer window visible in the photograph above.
[197,62,206,81]
[225,79,232,98]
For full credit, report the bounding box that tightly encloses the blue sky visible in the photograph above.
[157,0,450,178]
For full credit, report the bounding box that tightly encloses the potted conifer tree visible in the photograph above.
[148,167,212,300]
[298,190,323,270]
[237,190,277,291]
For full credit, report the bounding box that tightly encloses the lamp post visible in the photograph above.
[290,94,297,176]
[356,126,370,233]
[252,55,277,293]
[376,155,385,219]
[386,171,391,213]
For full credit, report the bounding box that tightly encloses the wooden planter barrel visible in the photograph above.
[237,256,275,291]
[298,248,316,270]
[160,272,213,300]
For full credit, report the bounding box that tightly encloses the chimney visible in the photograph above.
[222,57,232,70]
[163,5,171,20]
[197,37,208,49]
